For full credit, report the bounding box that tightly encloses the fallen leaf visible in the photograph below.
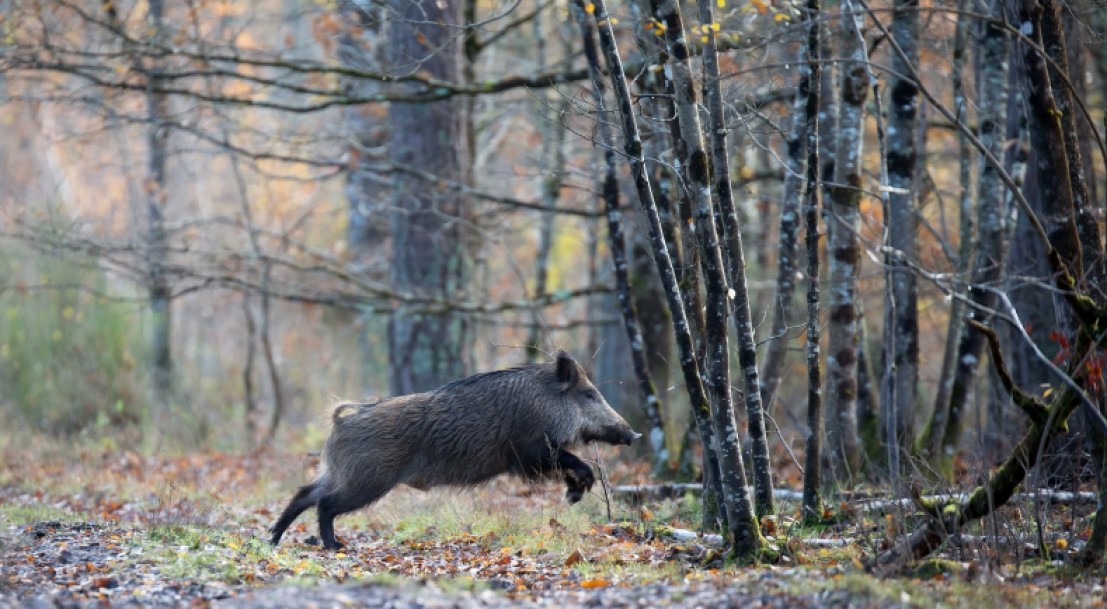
[564,549,585,567]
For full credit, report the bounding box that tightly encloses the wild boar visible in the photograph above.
[269,350,640,549]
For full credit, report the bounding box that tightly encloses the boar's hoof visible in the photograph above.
[564,465,595,504]
[566,486,585,504]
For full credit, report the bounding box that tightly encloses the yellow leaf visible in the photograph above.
[701,35,709,43]
[584,2,595,14]
[774,13,790,22]
[711,22,721,31]
[716,0,725,7]
[751,0,768,13]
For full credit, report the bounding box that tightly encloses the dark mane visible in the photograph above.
[433,363,538,394]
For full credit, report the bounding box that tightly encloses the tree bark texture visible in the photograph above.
[649,0,763,547]
[695,0,774,518]
[575,0,729,535]
[759,43,808,413]
[650,0,764,545]
[387,0,472,394]
[876,0,1102,563]
[824,0,867,481]
[937,0,1012,476]
[622,0,761,554]
[801,0,824,521]
[1019,0,1082,279]
[627,0,682,476]
[1038,0,1102,280]
[882,0,921,469]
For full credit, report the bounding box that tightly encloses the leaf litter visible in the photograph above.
[2,448,1106,608]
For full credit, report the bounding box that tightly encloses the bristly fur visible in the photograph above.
[269,350,639,550]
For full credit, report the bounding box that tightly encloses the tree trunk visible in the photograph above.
[649,0,764,551]
[695,0,774,518]
[630,0,719,522]
[627,0,683,477]
[877,0,1103,563]
[882,0,921,471]
[387,0,472,394]
[145,0,172,402]
[920,2,973,466]
[341,1,389,254]
[1039,1,1101,279]
[800,0,824,521]
[824,0,867,481]
[936,0,1012,477]
[759,43,809,413]
[584,0,762,556]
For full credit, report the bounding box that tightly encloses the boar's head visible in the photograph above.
[555,351,641,446]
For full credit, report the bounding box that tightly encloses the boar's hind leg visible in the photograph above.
[557,450,595,504]
[269,483,318,546]
[317,489,384,550]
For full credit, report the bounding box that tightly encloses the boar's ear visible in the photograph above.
[555,350,581,387]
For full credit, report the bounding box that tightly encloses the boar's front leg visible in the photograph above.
[556,450,595,504]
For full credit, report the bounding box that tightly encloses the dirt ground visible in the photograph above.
[2,449,1106,608]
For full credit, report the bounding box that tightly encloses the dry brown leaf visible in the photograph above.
[564,549,585,567]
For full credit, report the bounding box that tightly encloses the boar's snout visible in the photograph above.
[608,426,642,446]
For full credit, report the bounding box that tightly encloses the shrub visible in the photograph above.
[0,247,144,433]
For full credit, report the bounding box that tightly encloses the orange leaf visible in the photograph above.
[581,578,611,588]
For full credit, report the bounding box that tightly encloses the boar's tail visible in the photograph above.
[332,402,359,423]
[331,398,383,424]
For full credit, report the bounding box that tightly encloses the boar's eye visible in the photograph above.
[582,389,597,401]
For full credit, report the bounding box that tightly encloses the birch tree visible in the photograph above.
[932,0,1011,476]
[824,0,867,479]
[584,0,764,557]
[694,0,774,518]
[800,0,824,520]
[882,0,921,470]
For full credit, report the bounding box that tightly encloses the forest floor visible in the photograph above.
[1,441,1106,608]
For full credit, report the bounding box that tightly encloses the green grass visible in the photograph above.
[0,246,146,434]
[0,502,86,527]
